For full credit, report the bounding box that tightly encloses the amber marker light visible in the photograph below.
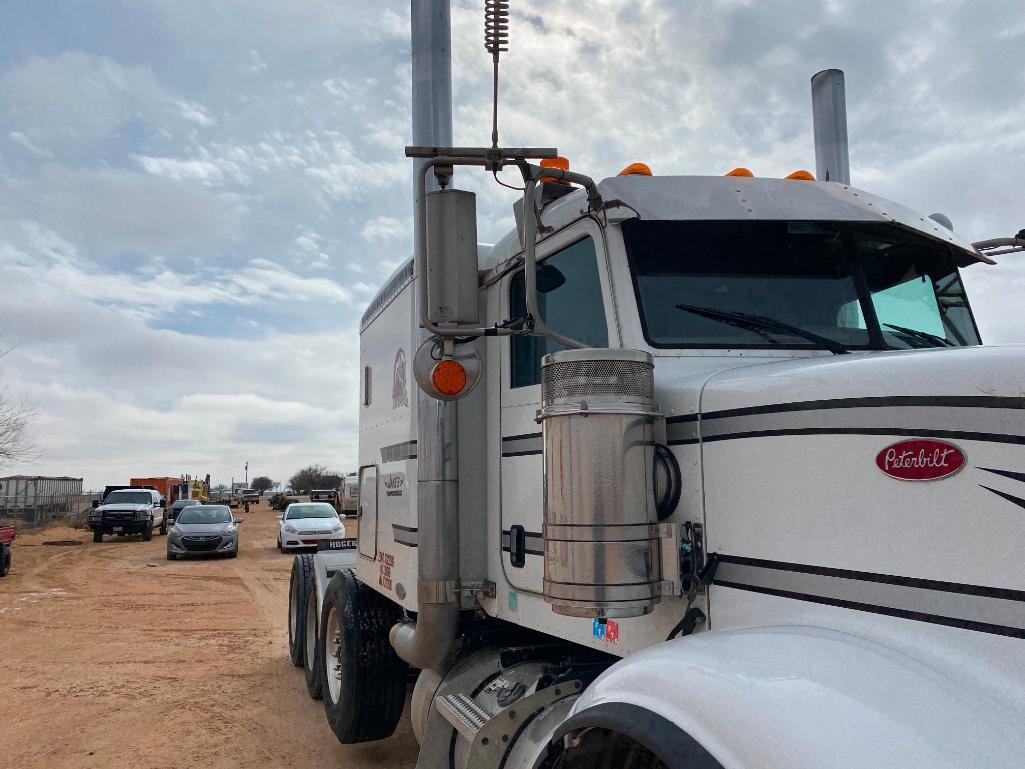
[785,169,816,180]
[540,156,570,184]
[618,162,652,176]
[725,167,754,177]
[432,359,468,397]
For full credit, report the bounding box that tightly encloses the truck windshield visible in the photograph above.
[622,220,981,350]
[104,491,152,505]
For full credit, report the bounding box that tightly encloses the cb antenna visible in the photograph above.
[484,0,510,149]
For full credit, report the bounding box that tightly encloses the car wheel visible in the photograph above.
[277,536,283,553]
[288,554,314,666]
[0,544,10,577]
[228,547,238,559]
[320,569,408,743]
[303,577,323,700]
[166,552,177,561]
[93,530,103,543]
[159,515,167,535]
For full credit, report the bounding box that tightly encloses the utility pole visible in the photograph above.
[245,462,248,486]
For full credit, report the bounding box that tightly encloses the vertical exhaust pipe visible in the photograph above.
[811,69,851,185]
[390,0,460,671]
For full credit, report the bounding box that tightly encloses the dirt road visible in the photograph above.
[0,502,418,769]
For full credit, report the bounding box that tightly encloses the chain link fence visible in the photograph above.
[0,492,102,530]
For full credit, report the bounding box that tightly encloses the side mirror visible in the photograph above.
[276,515,283,521]
[425,189,480,325]
[159,500,167,508]
[233,519,244,525]
[92,500,100,509]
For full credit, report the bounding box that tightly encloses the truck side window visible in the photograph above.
[509,237,607,388]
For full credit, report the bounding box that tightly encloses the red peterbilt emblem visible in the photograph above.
[876,439,966,481]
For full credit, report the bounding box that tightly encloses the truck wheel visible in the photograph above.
[320,569,408,743]
[159,515,167,535]
[289,554,314,666]
[142,524,153,542]
[0,544,10,577]
[93,530,103,543]
[303,577,323,699]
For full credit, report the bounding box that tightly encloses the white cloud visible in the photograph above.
[360,215,408,243]
[8,131,52,158]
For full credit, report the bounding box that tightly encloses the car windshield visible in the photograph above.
[623,220,981,351]
[104,491,152,505]
[177,506,232,524]
[172,500,199,509]
[286,503,337,520]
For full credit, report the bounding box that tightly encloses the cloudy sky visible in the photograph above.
[1,0,1023,490]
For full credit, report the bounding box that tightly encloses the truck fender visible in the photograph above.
[555,626,1025,769]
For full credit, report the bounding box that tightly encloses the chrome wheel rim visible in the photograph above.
[305,594,317,672]
[325,605,342,703]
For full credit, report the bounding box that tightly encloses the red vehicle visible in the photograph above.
[0,525,15,577]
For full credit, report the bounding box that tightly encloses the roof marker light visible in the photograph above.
[540,156,570,184]
[618,162,652,176]
[725,167,754,177]
[431,359,468,397]
[785,169,816,181]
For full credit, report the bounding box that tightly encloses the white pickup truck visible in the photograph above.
[89,488,166,542]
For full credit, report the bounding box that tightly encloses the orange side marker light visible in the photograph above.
[432,359,468,397]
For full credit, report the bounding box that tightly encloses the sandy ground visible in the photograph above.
[0,501,418,769]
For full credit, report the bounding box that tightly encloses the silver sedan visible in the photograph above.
[167,505,242,560]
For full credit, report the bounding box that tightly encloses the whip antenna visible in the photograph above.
[484,0,510,148]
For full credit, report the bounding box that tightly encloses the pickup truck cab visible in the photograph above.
[89,488,166,542]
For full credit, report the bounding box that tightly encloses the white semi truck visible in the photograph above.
[287,4,1025,767]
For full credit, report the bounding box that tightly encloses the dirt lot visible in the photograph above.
[0,501,418,769]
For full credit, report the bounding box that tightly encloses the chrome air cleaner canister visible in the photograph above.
[539,348,661,618]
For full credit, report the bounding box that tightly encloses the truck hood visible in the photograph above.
[698,344,1025,414]
[95,504,151,513]
[680,344,1025,651]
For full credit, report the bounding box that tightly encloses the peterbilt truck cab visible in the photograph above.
[293,14,1024,763]
[89,487,166,542]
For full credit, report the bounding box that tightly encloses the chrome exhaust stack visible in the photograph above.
[390,0,460,670]
[811,68,851,184]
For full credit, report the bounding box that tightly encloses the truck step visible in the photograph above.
[435,692,491,740]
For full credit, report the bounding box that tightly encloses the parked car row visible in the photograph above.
[85,486,243,560]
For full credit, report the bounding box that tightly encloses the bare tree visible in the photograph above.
[0,341,36,467]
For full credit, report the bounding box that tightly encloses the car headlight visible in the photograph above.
[285,525,297,534]
[225,525,236,534]
[330,522,343,532]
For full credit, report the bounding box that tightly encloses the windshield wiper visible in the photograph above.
[675,304,850,355]
[882,323,953,348]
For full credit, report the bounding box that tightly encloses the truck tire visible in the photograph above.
[93,529,103,543]
[303,577,323,699]
[289,554,314,666]
[320,569,408,743]
[0,544,10,577]
[142,520,153,542]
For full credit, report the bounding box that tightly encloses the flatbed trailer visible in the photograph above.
[0,524,16,577]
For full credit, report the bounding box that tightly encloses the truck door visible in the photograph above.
[499,223,615,592]
[357,465,378,559]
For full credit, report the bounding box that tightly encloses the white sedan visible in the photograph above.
[277,502,346,551]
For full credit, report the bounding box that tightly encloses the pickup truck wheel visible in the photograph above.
[289,554,314,666]
[303,577,323,699]
[0,543,10,577]
[93,530,103,543]
[159,515,167,535]
[320,568,408,743]
[142,523,153,542]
